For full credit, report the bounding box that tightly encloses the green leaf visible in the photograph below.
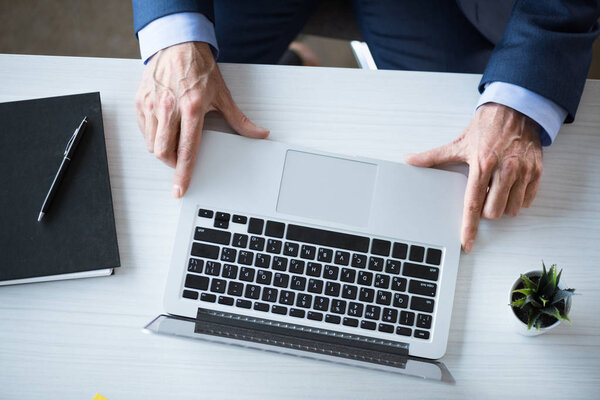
[551,288,575,305]
[525,295,542,309]
[560,310,572,324]
[541,266,558,299]
[540,306,562,321]
[528,312,542,330]
[555,267,562,287]
[511,298,526,308]
[520,274,537,290]
[512,288,533,297]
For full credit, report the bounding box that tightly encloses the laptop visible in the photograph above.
[146,130,465,379]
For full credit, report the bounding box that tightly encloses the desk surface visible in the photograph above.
[1,54,599,399]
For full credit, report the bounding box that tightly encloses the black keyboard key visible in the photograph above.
[392,242,408,259]
[221,247,237,262]
[385,260,401,275]
[374,274,390,289]
[414,330,430,340]
[393,293,409,308]
[382,308,398,323]
[215,212,230,222]
[232,233,248,248]
[371,239,391,256]
[399,311,415,326]
[272,305,287,315]
[317,248,333,263]
[272,256,288,271]
[411,296,435,313]
[279,290,295,305]
[308,311,323,321]
[205,261,221,276]
[222,264,238,279]
[289,259,305,274]
[306,262,322,277]
[254,302,269,312]
[341,284,358,300]
[182,290,198,300]
[249,236,265,251]
[286,224,370,253]
[365,305,381,320]
[334,251,350,266]
[198,208,213,218]
[307,278,324,294]
[227,281,244,297]
[325,314,341,324]
[290,308,305,318]
[232,214,247,224]
[392,277,407,292]
[191,242,220,259]
[348,302,364,317]
[300,245,316,260]
[237,250,254,265]
[376,290,392,306]
[313,296,329,311]
[283,242,299,257]
[343,317,359,327]
[185,274,209,290]
[273,272,290,288]
[218,296,234,306]
[351,254,367,268]
[361,320,376,330]
[262,287,278,302]
[236,299,252,309]
[417,313,433,329]
[188,258,203,273]
[409,280,437,297]
[378,323,394,333]
[359,288,375,303]
[340,268,356,283]
[409,245,425,262]
[210,278,226,293]
[214,219,228,229]
[357,271,373,286]
[296,293,313,308]
[426,248,442,265]
[368,256,384,271]
[255,253,271,268]
[323,265,339,280]
[290,276,307,291]
[403,262,439,281]
[201,293,216,303]
[396,326,412,336]
[324,281,340,296]
[266,239,282,254]
[245,284,260,299]
[256,269,272,285]
[265,220,285,238]
[240,267,255,282]
[248,218,264,234]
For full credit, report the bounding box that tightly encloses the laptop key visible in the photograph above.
[348,302,364,317]
[403,262,439,281]
[414,330,430,340]
[360,320,376,330]
[191,243,219,259]
[307,278,324,294]
[265,220,285,238]
[371,239,391,256]
[218,296,234,306]
[296,293,312,308]
[376,290,392,306]
[306,262,322,277]
[411,296,435,313]
[254,302,269,312]
[374,274,390,288]
[210,278,227,293]
[215,212,230,222]
[290,276,307,291]
[244,284,260,299]
[255,253,270,268]
[378,323,394,333]
[279,290,295,305]
[351,254,367,268]
[194,227,231,246]
[227,281,244,297]
[368,256,384,271]
[222,264,238,279]
[359,287,375,302]
[266,239,282,254]
[343,317,359,327]
[385,260,401,275]
[391,277,407,292]
[185,274,209,290]
[340,268,356,283]
[188,258,203,273]
[248,218,264,235]
[409,280,437,297]
[272,305,287,315]
[341,284,358,300]
[238,250,254,265]
[262,287,278,302]
[334,251,350,266]
[324,281,340,296]
[198,208,213,218]
[273,272,290,288]
[396,326,412,336]
[324,265,339,280]
[232,233,248,248]
[272,256,288,271]
[313,296,329,311]
[317,248,333,263]
[417,313,433,329]
[409,245,425,262]
[290,308,305,318]
[365,305,381,320]
[392,242,408,259]
[426,248,442,265]
[200,293,216,303]
[393,293,409,308]
[289,259,305,274]
[240,267,255,282]
[232,214,247,224]
[221,247,237,262]
[249,236,265,251]
[286,224,369,253]
[300,245,316,260]
[382,308,398,323]
[236,299,252,309]
[283,242,299,257]
[331,299,346,314]
[182,290,198,300]
[214,220,228,229]
[256,269,272,285]
[205,261,221,276]
[307,311,323,321]
[399,311,415,326]
[325,314,341,324]
[357,271,373,286]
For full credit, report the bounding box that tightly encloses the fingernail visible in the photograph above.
[464,240,474,253]
[172,184,182,198]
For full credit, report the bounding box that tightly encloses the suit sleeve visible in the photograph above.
[479,0,600,123]
[132,0,215,35]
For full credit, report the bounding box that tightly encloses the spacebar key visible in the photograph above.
[286,224,369,253]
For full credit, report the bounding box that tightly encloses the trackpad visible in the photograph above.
[276,150,377,227]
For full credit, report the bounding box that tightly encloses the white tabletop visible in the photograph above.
[1,54,599,399]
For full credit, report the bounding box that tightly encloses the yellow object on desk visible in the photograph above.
[93,394,108,400]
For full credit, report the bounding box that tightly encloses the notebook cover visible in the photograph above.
[0,92,120,281]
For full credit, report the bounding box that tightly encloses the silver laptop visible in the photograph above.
[147,130,465,378]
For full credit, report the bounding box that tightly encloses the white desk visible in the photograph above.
[1,54,599,399]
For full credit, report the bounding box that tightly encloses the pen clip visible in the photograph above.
[63,130,78,157]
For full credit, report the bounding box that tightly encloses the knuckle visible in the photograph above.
[177,144,195,163]
[466,200,482,216]
[503,158,520,175]
[158,94,176,113]
[479,154,497,173]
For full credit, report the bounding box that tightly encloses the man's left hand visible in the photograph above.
[405,103,543,253]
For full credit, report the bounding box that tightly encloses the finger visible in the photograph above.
[153,97,179,168]
[404,140,464,167]
[143,112,158,153]
[461,167,492,253]
[481,163,518,219]
[136,108,146,136]
[172,111,205,198]
[505,177,528,216]
[219,91,269,139]
[523,177,541,208]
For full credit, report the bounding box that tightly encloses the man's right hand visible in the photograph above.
[135,42,269,198]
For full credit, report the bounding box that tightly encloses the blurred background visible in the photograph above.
[1,0,599,77]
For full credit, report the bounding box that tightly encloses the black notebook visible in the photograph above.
[0,92,120,285]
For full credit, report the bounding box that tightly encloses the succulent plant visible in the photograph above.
[510,262,575,330]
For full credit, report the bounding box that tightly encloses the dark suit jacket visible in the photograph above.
[132,0,600,123]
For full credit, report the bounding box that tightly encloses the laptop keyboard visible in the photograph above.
[182,207,443,341]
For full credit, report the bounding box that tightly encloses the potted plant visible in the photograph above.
[509,262,575,336]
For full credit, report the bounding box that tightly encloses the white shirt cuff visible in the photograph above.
[477,81,568,146]
[137,12,218,64]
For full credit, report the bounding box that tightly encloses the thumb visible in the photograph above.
[405,141,463,167]
[220,92,269,139]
